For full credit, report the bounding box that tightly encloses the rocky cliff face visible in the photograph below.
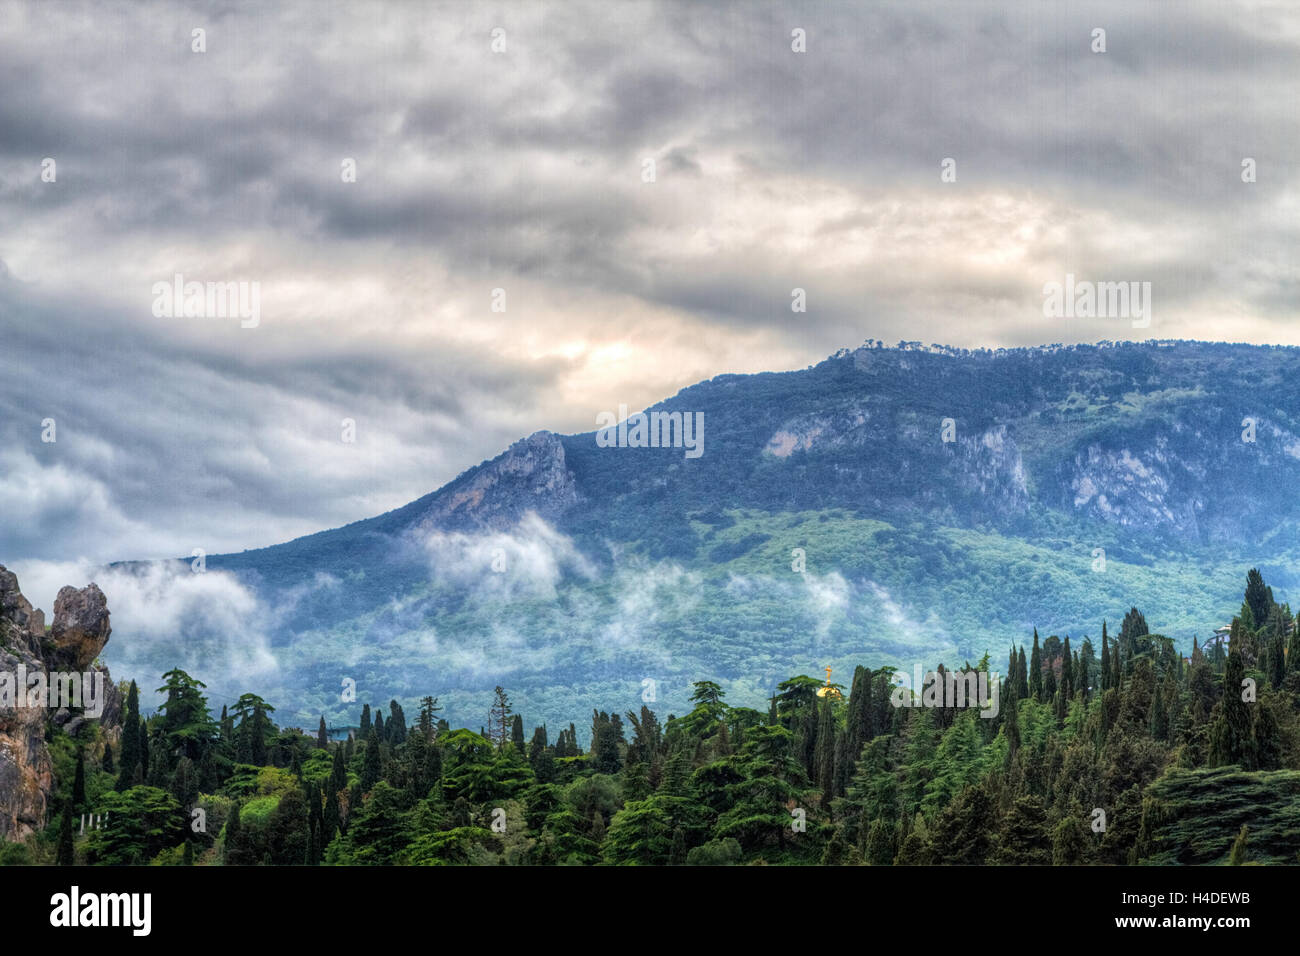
[0,566,118,840]
[415,430,580,533]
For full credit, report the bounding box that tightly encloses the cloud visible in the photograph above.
[1,0,1298,568]
[413,512,596,603]
[5,557,278,698]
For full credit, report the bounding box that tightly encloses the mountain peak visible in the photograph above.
[414,429,578,532]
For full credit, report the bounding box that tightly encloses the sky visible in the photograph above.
[2,0,1298,604]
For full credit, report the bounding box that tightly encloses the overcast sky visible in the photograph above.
[2,0,1298,599]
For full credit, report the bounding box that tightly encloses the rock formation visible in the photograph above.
[0,566,120,840]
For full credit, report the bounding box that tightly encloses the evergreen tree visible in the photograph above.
[814,698,836,811]
[361,728,382,791]
[388,700,408,746]
[359,703,372,740]
[116,681,141,790]
[417,696,441,741]
[1029,630,1043,701]
[1100,625,1111,691]
[317,716,328,749]
[511,714,526,751]
[102,742,114,775]
[488,686,513,748]
[56,803,75,866]
[1229,825,1249,866]
[224,801,246,864]
[1209,650,1256,769]
[1244,568,1274,630]
[72,749,86,809]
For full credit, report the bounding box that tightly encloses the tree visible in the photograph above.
[116,681,141,790]
[1029,631,1043,701]
[1229,825,1249,866]
[511,714,526,752]
[1209,651,1256,769]
[56,804,75,866]
[361,729,383,791]
[1244,568,1274,631]
[388,700,408,746]
[155,669,218,763]
[716,725,809,852]
[488,687,513,748]
[417,696,442,741]
[317,717,328,749]
[72,749,86,810]
[602,796,687,865]
[1052,815,1089,865]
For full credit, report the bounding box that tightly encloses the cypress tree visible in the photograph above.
[224,801,244,864]
[317,716,328,749]
[102,742,114,775]
[388,700,407,746]
[323,784,340,844]
[56,804,75,866]
[1016,647,1027,699]
[1287,614,1300,675]
[1209,650,1256,769]
[1029,630,1043,701]
[1060,637,1073,700]
[72,749,86,809]
[249,706,268,766]
[1100,625,1111,691]
[511,714,525,751]
[116,681,141,790]
[1229,825,1249,866]
[814,699,835,811]
[373,710,385,744]
[359,704,371,740]
[361,728,382,791]
[138,719,150,783]
[668,827,686,865]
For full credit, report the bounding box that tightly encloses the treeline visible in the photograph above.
[8,567,1300,866]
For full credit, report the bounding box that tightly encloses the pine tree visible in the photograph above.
[417,696,441,741]
[488,686,513,748]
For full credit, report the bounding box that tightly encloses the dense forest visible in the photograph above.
[7,566,1299,866]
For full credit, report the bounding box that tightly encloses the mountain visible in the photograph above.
[100,340,1300,734]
